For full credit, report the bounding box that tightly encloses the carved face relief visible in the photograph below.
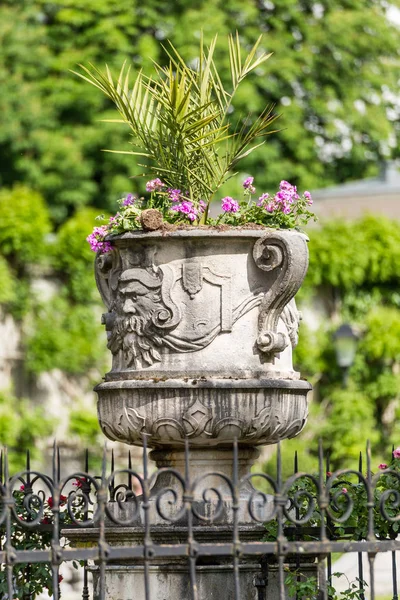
[107,267,180,369]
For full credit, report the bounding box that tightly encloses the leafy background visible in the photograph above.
[0,0,399,469]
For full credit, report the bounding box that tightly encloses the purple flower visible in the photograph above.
[199,200,207,213]
[378,463,388,470]
[243,176,256,194]
[257,193,270,207]
[278,180,299,202]
[86,226,113,253]
[221,196,239,213]
[122,193,135,206]
[271,181,300,215]
[168,188,182,203]
[145,178,165,192]
[304,191,313,205]
[170,200,198,222]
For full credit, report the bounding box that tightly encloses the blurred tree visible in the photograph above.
[290,216,400,471]
[0,0,398,223]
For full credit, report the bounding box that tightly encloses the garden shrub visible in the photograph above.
[0,390,54,471]
[0,255,15,304]
[25,295,106,375]
[52,207,108,303]
[0,185,51,267]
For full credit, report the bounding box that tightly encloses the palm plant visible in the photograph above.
[73,33,278,219]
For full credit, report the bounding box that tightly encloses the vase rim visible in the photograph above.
[107,227,308,241]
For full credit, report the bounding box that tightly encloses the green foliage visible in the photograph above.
[52,207,106,302]
[69,407,104,469]
[361,307,400,362]
[317,385,379,465]
[281,216,400,472]
[0,186,51,267]
[0,255,15,304]
[0,390,54,472]
[293,324,331,385]
[0,489,83,598]
[25,296,105,376]
[76,34,276,212]
[305,216,400,295]
[284,570,368,600]
[69,407,103,448]
[0,1,398,222]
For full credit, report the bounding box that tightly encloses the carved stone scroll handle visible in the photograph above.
[95,249,122,311]
[253,230,309,356]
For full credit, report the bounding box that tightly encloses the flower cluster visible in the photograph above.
[171,200,198,221]
[122,193,135,206]
[257,180,312,215]
[47,494,67,509]
[243,176,256,194]
[146,178,165,192]
[86,226,113,253]
[221,196,239,213]
[217,177,315,228]
[171,199,206,222]
[86,176,316,253]
[168,188,182,203]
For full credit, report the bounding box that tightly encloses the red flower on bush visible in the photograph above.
[47,495,67,508]
[72,477,86,489]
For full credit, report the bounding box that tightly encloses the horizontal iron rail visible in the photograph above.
[2,539,400,564]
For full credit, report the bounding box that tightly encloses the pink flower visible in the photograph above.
[393,447,400,459]
[257,193,270,207]
[243,176,256,194]
[280,180,299,198]
[342,487,348,494]
[271,180,300,214]
[170,200,198,222]
[304,191,313,205]
[86,226,113,254]
[19,484,25,492]
[378,463,388,470]
[221,197,239,213]
[326,472,332,478]
[145,178,165,192]
[168,188,182,203]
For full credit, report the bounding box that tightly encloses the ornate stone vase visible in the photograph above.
[94,229,311,488]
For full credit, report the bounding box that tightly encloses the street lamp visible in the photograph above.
[333,323,359,387]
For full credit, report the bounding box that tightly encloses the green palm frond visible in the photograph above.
[72,33,277,206]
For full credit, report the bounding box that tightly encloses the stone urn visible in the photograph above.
[86,228,312,599]
[94,229,310,495]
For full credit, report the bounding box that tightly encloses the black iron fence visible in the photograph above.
[0,438,399,600]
